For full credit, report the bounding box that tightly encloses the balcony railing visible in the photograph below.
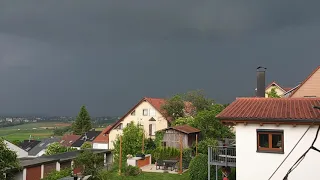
[208,146,236,167]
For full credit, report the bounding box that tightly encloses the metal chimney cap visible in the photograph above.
[257,66,267,71]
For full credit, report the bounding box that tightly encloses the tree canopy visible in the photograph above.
[182,90,214,112]
[74,150,104,177]
[72,105,92,135]
[267,88,281,98]
[45,142,76,155]
[81,142,92,149]
[113,122,144,162]
[161,95,185,120]
[0,138,20,179]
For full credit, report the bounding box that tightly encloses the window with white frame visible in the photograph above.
[149,124,156,136]
[149,109,156,116]
[143,109,148,116]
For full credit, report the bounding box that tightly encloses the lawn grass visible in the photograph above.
[0,122,71,141]
[110,171,190,180]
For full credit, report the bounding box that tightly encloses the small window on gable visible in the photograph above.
[116,123,123,130]
[257,129,284,153]
[150,109,156,116]
[143,109,148,116]
[131,110,136,116]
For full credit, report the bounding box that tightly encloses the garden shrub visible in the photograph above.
[189,154,208,180]
[41,168,71,180]
[152,147,180,161]
[182,148,193,168]
[197,138,217,154]
[124,165,141,176]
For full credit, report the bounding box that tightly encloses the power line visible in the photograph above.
[268,105,320,180]
[268,124,313,180]
[282,105,320,180]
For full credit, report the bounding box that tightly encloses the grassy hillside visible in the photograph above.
[0,122,71,141]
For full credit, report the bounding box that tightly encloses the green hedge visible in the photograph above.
[152,147,180,161]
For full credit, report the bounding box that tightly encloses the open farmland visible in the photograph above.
[0,122,71,141]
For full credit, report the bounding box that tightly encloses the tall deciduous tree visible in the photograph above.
[183,90,214,113]
[267,88,281,98]
[161,95,185,120]
[113,122,144,162]
[194,104,234,139]
[73,105,92,135]
[0,139,20,179]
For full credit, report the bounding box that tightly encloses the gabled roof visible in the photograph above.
[93,126,112,144]
[289,66,320,97]
[28,137,61,156]
[216,98,320,123]
[265,81,286,92]
[4,140,27,154]
[60,135,81,147]
[161,125,201,134]
[19,140,41,152]
[71,131,101,147]
[105,97,194,134]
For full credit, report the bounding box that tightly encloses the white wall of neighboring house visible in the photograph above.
[265,86,285,97]
[108,101,168,149]
[4,140,28,158]
[93,143,108,149]
[236,123,320,180]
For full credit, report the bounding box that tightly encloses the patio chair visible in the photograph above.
[156,159,164,170]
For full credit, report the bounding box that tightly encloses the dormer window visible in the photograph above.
[143,109,148,116]
[131,110,136,116]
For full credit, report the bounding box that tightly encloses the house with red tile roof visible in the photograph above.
[60,134,81,147]
[92,125,112,149]
[107,97,193,149]
[265,81,297,97]
[216,97,320,180]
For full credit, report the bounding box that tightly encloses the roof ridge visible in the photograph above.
[289,66,320,97]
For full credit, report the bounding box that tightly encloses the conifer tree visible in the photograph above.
[73,105,92,135]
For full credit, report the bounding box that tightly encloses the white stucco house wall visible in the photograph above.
[216,97,320,180]
[4,140,28,158]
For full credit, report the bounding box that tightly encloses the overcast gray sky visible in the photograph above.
[0,1,319,116]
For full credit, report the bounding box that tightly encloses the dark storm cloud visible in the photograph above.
[0,0,319,116]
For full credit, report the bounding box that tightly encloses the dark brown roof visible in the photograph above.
[216,98,320,122]
[162,125,200,134]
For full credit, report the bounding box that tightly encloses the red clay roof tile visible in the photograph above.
[216,98,320,122]
[93,126,112,143]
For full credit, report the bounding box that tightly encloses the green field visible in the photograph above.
[0,122,71,141]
